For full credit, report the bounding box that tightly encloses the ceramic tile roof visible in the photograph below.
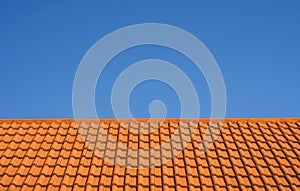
[0,119,299,190]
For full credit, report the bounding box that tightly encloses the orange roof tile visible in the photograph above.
[0,118,299,190]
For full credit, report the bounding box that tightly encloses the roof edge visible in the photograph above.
[0,118,299,123]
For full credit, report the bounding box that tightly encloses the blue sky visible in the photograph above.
[0,1,299,119]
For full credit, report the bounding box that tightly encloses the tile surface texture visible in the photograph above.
[0,119,299,190]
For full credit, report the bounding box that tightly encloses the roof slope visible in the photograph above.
[0,119,299,190]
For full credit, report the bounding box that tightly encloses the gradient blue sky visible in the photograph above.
[0,1,299,119]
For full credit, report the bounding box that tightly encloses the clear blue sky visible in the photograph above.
[0,1,299,119]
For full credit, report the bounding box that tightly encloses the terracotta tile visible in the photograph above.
[57,126,68,135]
[20,185,34,191]
[0,174,14,186]
[222,166,235,177]
[16,165,30,176]
[212,176,226,187]
[233,166,247,177]
[187,175,201,187]
[44,156,57,167]
[35,150,47,160]
[65,134,76,143]
[281,166,296,176]
[78,165,89,176]
[65,165,78,176]
[264,157,279,167]
[5,165,18,176]
[19,142,31,151]
[74,175,87,187]
[28,141,41,151]
[89,127,99,137]
[286,175,300,186]
[48,149,60,158]
[3,148,15,159]
[36,127,47,136]
[8,184,23,191]
[269,166,284,176]
[224,176,238,187]
[21,156,34,167]
[236,176,251,186]
[233,134,245,143]
[261,175,277,187]
[207,157,220,167]
[68,127,77,136]
[239,150,252,159]
[86,175,100,187]
[286,156,299,168]
[40,141,52,151]
[210,166,223,177]
[285,134,298,143]
[274,176,289,186]
[14,150,26,159]
[57,157,68,167]
[225,142,238,151]
[28,165,42,176]
[70,148,83,159]
[197,166,210,177]
[249,175,264,187]
[265,185,278,191]
[27,127,37,135]
[61,175,75,186]
[53,165,65,176]
[243,134,256,143]
[24,174,38,186]
[36,174,51,185]
[40,165,54,176]
[261,150,275,159]
[0,151,10,163]
[99,174,113,188]
[252,153,267,165]
[61,142,72,152]
[60,185,73,191]
[241,158,255,168]
[184,163,197,177]
[2,134,13,143]
[9,156,22,166]
[54,134,65,144]
[8,141,19,150]
[112,175,125,190]
[245,166,259,176]
[230,158,244,168]
[0,141,9,151]
[274,134,288,143]
[48,176,62,187]
[73,185,85,191]
[205,148,218,158]
[7,128,18,135]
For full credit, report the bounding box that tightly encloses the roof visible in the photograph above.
[0,119,299,190]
